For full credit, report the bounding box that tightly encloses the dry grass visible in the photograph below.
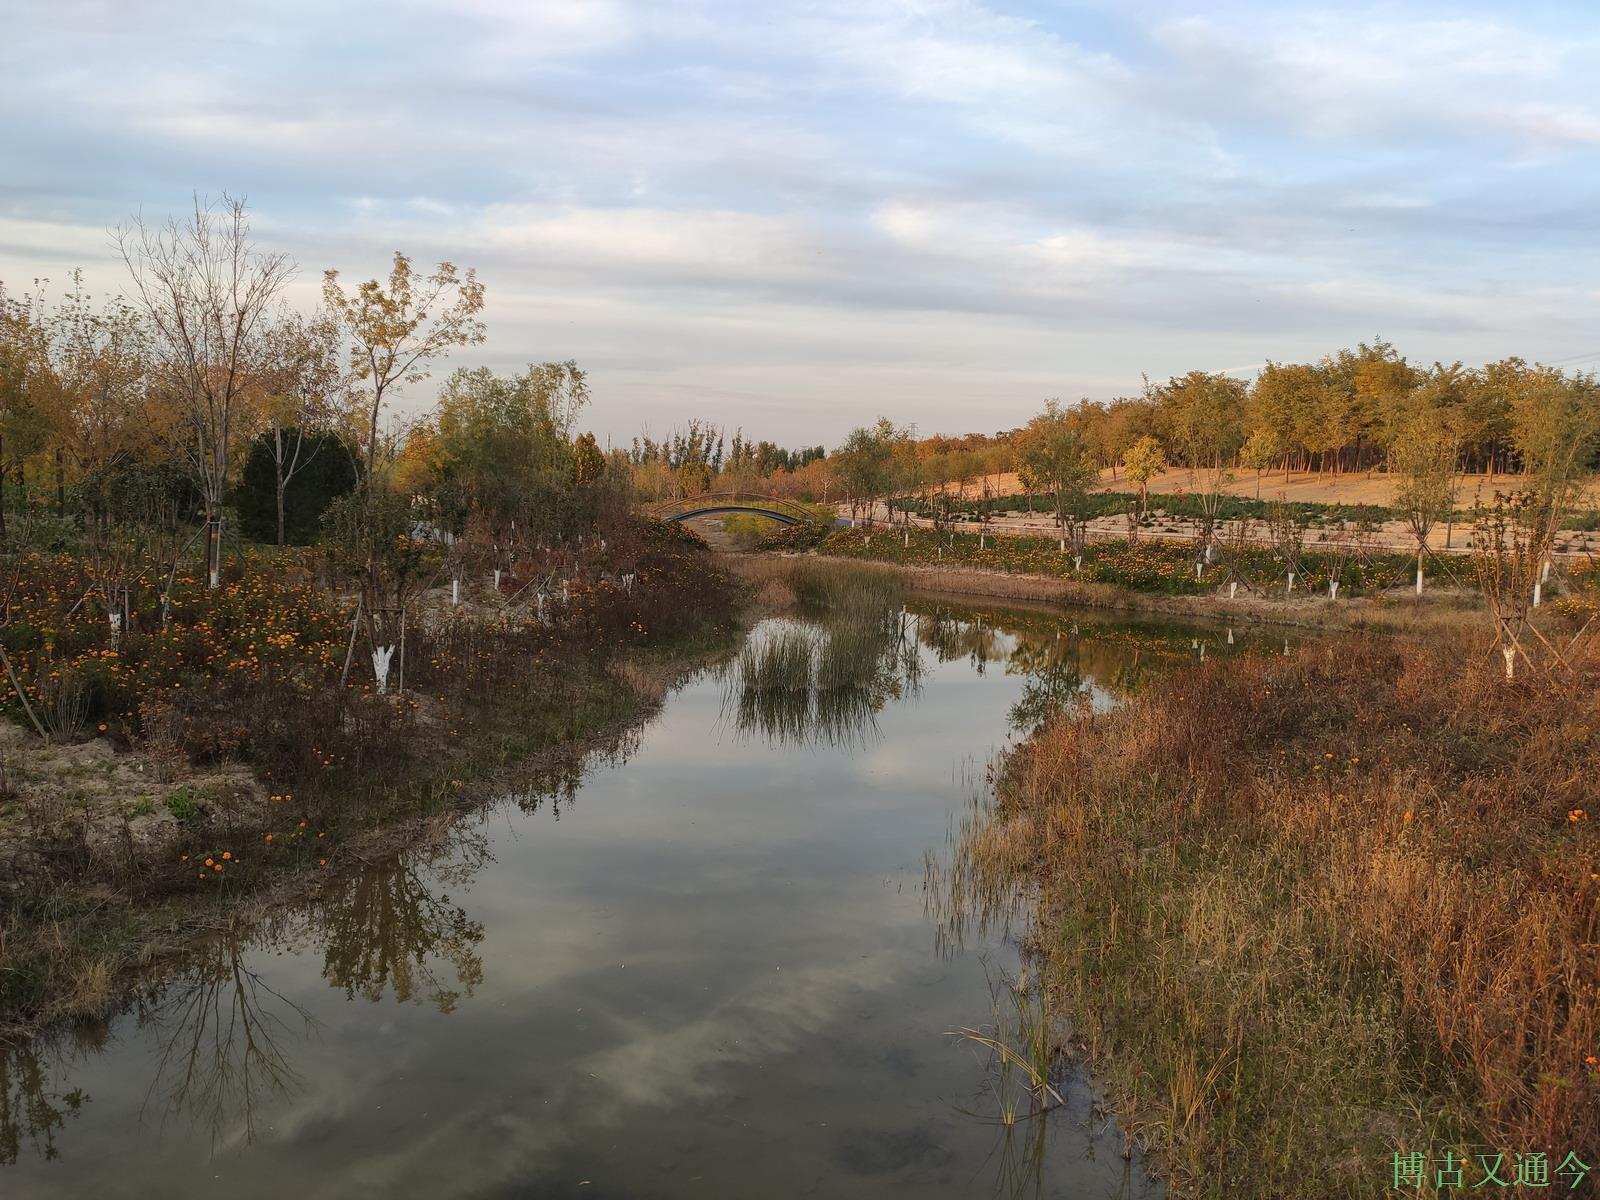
[954,632,1600,1197]
[744,551,1493,637]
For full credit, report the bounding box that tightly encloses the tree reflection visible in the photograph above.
[0,1036,88,1164]
[1004,636,1089,736]
[138,932,313,1152]
[316,846,486,1015]
[915,607,1004,671]
[125,832,488,1154]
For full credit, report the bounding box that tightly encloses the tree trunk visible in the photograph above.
[204,507,222,589]
[274,425,288,545]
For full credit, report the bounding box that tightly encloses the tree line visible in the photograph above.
[0,194,631,684]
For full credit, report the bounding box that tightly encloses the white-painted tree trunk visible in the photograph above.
[1073,555,1082,572]
[903,530,909,547]
[1286,572,1295,595]
[451,578,460,606]
[1541,559,1551,584]
[1226,627,1234,645]
[1533,581,1542,607]
[1229,582,1238,599]
[1329,579,1339,599]
[1502,645,1516,682]
[1059,538,1065,553]
[1195,562,1203,580]
[1415,565,1424,595]
[109,611,122,647]
[493,568,501,590]
[372,645,395,694]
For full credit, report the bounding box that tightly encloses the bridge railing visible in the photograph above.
[641,491,825,526]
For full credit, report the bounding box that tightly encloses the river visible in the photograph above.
[3,596,1273,1198]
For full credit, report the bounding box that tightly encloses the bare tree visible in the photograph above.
[1265,499,1307,596]
[115,195,294,588]
[1321,516,1376,600]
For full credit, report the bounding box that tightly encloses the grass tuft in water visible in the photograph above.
[787,560,904,617]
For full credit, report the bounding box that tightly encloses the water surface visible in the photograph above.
[3,599,1264,1198]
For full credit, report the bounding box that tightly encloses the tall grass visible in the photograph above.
[786,560,904,616]
[950,634,1600,1197]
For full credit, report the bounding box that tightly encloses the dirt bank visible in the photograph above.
[726,550,1494,636]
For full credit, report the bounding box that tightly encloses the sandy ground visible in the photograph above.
[949,467,1600,508]
[868,469,1600,558]
[846,502,1600,558]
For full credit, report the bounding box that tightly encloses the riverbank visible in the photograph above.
[0,522,742,1041]
[954,630,1599,1198]
[730,546,1503,636]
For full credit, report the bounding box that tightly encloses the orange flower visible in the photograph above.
[221,851,232,860]
[1570,808,1588,823]
[204,857,215,867]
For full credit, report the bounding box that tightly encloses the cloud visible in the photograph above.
[3,0,1598,444]
[1154,11,1600,150]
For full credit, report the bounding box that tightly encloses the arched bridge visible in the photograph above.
[643,491,822,527]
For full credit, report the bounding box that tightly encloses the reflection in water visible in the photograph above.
[950,965,1064,1200]
[0,1037,88,1165]
[138,935,314,1152]
[726,599,1236,751]
[722,606,925,748]
[316,836,489,1014]
[130,827,500,1153]
[4,594,1268,1195]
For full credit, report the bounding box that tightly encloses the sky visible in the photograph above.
[3,0,1599,447]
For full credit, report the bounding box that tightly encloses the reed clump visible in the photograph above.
[786,559,904,617]
[961,632,1600,1197]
